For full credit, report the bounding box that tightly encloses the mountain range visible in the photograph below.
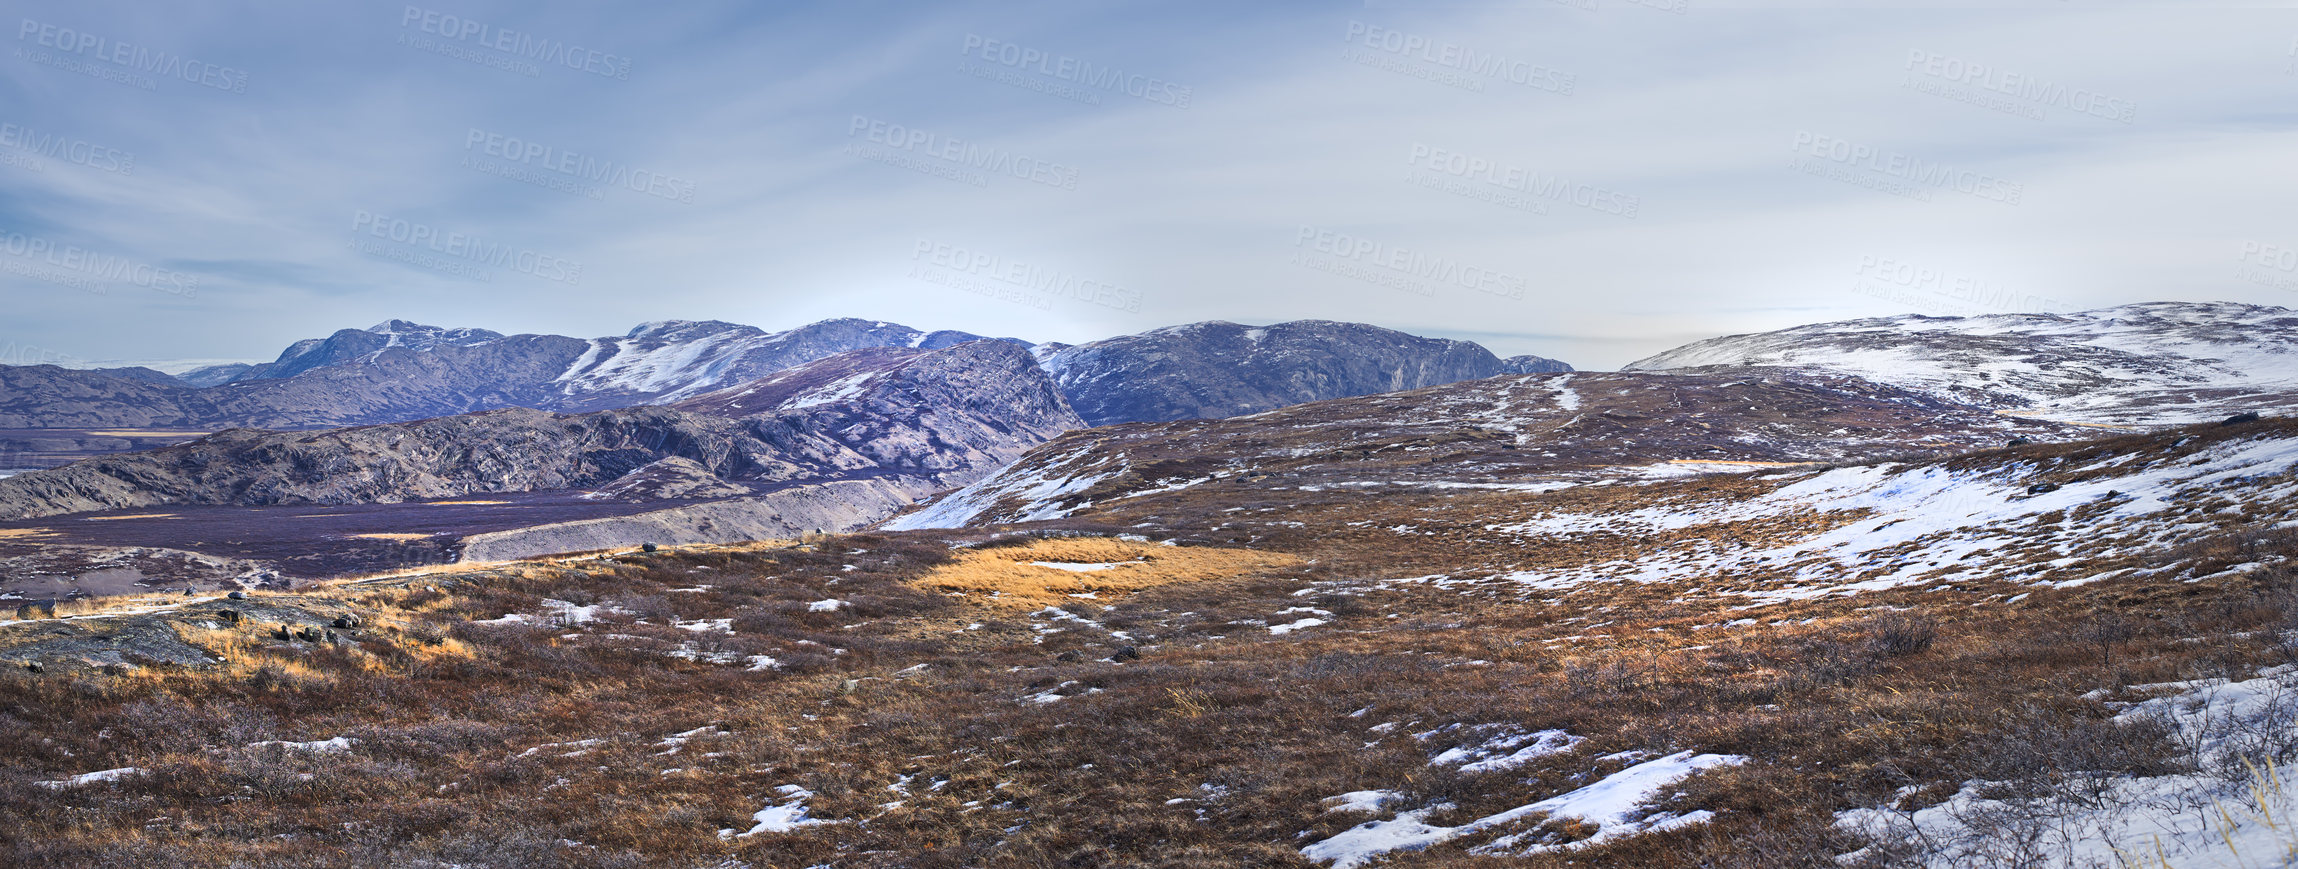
[0,317,1571,432]
[2,300,2293,594]
[0,340,1074,519]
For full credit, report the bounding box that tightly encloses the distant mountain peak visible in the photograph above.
[623,320,755,340]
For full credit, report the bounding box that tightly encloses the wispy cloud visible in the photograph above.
[2,0,2294,369]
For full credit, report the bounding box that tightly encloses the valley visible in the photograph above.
[3,303,2297,867]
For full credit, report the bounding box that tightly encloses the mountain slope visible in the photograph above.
[1625,301,2298,426]
[0,318,1024,432]
[0,340,1079,520]
[0,317,1574,436]
[1040,320,1562,426]
[238,320,511,382]
[886,369,2084,530]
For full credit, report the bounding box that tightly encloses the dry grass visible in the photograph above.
[7,421,2298,865]
[350,532,432,541]
[78,513,178,521]
[908,536,1301,606]
[1,527,2289,867]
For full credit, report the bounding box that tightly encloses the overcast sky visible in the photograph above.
[4,0,2297,372]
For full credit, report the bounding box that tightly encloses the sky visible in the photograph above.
[3,0,2298,372]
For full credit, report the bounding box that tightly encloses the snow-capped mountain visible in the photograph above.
[244,319,511,382]
[550,318,1018,410]
[0,318,1024,430]
[1040,319,1570,427]
[0,317,1575,435]
[1625,301,2298,426]
[0,340,1079,520]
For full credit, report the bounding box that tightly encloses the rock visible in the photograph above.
[641,543,659,552]
[2224,411,2264,426]
[227,591,247,600]
[2027,482,2060,494]
[1113,646,1140,662]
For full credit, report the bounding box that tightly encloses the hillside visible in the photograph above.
[1626,301,2298,426]
[887,369,2085,531]
[4,415,2296,867]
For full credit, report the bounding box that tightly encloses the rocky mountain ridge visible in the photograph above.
[0,340,1078,521]
[1,317,1570,434]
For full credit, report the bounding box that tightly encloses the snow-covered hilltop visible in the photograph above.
[1626,302,2298,426]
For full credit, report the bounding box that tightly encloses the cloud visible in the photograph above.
[2,0,2294,369]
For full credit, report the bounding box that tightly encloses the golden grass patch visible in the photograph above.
[350,532,431,541]
[426,500,509,506]
[81,513,176,521]
[0,528,54,539]
[910,537,1300,606]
